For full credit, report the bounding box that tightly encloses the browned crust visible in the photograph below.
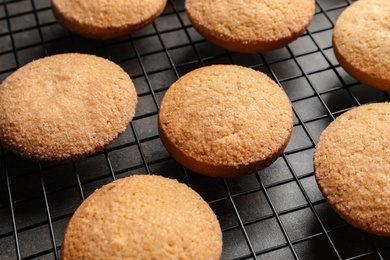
[333,41,390,91]
[61,175,222,259]
[314,103,390,236]
[51,0,167,40]
[0,53,137,164]
[158,65,293,178]
[158,121,291,177]
[185,0,315,53]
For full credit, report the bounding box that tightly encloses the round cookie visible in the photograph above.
[0,53,137,164]
[333,0,390,91]
[51,0,167,40]
[61,174,222,259]
[314,103,390,236]
[158,65,293,178]
[185,0,315,53]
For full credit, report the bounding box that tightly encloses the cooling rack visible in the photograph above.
[0,0,390,259]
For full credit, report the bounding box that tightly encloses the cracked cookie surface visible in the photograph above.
[185,0,315,53]
[333,0,390,91]
[314,103,390,236]
[158,64,293,177]
[51,0,167,39]
[0,53,137,163]
[61,174,222,259]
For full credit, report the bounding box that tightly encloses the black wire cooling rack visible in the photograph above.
[1,0,390,259]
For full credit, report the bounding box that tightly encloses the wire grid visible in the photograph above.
[0,0,390,259]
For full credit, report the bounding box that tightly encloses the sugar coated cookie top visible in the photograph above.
[51,0,167,39]
[333,0,390,90]
[185,0,315,52]
[314,103,390,236]
[158,64,293,177]
[0,53,137,163]
[61,174,223,259]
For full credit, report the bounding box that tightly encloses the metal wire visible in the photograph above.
[1,0,390,259]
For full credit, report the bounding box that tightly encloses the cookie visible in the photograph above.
[185,0,315,53]
[61,174,222,259]
[333,0,390,91]
[158,65,293,178]
[314,103,390,236]
[0,53,137,164]
[51,0,167,40]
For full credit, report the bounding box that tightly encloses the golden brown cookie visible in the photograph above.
[158,65,293,178]
[185,0,315,53]
[314,103,390,236]
[51,0,167,40]
[0,53,137,164]
[61,174,222,259]
[333,0,390,91]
